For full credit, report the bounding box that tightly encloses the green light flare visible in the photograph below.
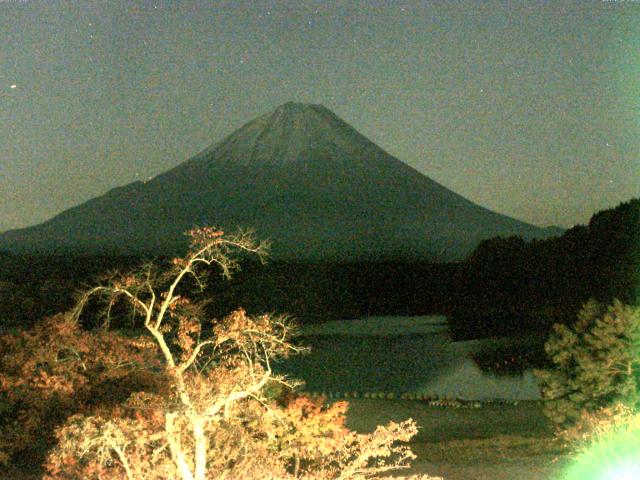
[561,418,640,480]
[603,464,640,480]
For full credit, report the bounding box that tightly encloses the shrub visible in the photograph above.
[534,299,640,432]
[557,401,636,448]
[0,313,164,467]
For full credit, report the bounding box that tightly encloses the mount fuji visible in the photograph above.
[0,102,560,261]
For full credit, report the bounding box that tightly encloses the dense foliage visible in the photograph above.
[0,313,164,467]
[535,299,640,431]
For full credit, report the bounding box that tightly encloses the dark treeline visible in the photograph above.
[0,254,142,328]
[0,253,459,329]
[449,197,639,339]
[204,260,459,322]
[1,198,638,342]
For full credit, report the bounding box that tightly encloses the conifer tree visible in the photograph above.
[535,299,640,430]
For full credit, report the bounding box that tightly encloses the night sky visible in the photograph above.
[1,0,638,233]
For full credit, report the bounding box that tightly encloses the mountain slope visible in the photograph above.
[0,102,560,260]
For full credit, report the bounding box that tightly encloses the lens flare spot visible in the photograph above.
[603,462,640,479]
[561,420,640,480]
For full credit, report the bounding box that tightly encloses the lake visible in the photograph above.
[274,316,542,400]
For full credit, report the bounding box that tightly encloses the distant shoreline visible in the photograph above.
[299,315,449,336]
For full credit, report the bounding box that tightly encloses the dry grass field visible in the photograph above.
[342,398,570,480]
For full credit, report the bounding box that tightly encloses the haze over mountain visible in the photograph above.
[0,102,561,261]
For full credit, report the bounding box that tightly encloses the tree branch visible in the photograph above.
[178,340,216,373]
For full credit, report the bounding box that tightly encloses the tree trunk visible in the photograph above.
[192,416,208,480]
[166,412,195,480]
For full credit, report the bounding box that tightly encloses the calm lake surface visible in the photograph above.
[274,316,541,400]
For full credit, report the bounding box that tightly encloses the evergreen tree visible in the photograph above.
[535,299,640,430]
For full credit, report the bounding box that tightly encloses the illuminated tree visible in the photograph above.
[535,299,640,431]
[0,312,162,467]
[42,227,438,480]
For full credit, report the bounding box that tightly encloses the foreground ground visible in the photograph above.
[4,399,568,479]
[343,398,570,480]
